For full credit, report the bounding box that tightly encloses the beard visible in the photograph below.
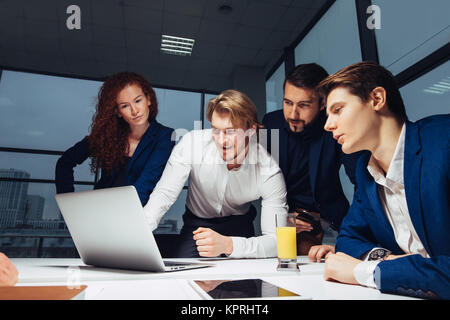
[287,111,323,134]
[288,119,305,133]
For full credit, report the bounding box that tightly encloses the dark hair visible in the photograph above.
[88,72,158,174]
[283,63,329,91]
[317,61,408,122]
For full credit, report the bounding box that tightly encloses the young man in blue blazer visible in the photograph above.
[262,64,362,254]
[316,61,449,299]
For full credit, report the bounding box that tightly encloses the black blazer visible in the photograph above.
[262,110,363,230]
[55,120,175,206]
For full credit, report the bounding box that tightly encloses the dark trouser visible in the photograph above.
[175,206,257,258]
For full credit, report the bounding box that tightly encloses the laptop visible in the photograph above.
[55,186,212,272]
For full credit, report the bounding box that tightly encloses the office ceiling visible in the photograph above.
[0,0,327,92]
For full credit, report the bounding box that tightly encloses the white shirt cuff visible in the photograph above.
[353,261,381,289]
[227,237,245,258]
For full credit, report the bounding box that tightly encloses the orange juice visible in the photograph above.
[276,227,297,259]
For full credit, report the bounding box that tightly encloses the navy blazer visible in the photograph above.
[55,120,175,206]
[262,110,362,229]
[335,115,450,299]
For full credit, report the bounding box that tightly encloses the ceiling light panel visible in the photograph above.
[161,35,195,56]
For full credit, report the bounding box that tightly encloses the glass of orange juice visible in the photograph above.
[275,213,298,271]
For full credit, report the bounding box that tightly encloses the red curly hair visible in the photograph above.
[88,72,158,174]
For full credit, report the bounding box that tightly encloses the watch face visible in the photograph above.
[369,249,389,260]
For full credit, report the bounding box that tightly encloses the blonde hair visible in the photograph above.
[206,89,262,130]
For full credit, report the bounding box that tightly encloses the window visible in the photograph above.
[292,0,362,215]
[0,70,102,257]
[294,0,361,75]
[0,70,209,257]
[0,71,101,151]
[373,0,450,75]
[265,62,285,113]
[155,88,202,133]
[203,93,217,129]
[400,60,450,121]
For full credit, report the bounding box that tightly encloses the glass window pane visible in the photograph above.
[373,0,450,75]
[203,93,217,129]
[0,71,101,150]
[294,0,361,74]
[292,0,360,212]
[155,88,202,135]
[400,60,450,122]
[0,182,93,258]
[0,152,95,182]
[265,63,285,113]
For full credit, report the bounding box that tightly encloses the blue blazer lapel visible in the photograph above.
[128,120,159,171]
[403,121,432,255]
[359,154,399,248]
[362,159,395,234]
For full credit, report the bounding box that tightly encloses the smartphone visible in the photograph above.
[189,279,309,300]
[295,209,323,235]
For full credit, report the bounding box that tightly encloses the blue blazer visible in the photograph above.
[262,110,362,229]
[335,114,450,299]
[55,120,175,206]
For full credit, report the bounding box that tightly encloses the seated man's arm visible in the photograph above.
[335,189,378,258]
[376,255,450,299]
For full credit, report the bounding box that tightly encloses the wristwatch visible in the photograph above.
[368,248,392,261]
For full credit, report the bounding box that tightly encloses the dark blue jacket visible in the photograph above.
[55,120,174,206]
[336,115,450,299]
[262,110,362,230]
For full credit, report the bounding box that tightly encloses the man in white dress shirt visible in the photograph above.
[144,89,288,258]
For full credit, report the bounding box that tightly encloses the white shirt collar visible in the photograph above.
[367,123,406,187]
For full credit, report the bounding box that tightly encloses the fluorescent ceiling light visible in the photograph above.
[161,35,195,56]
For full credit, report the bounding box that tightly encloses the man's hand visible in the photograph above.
[0,252,18,287]
[308,245,335,262]
[292,210,320,233]
[295,216,313,233]
[290,209,320,233]
[324,252,361,285]
[193,227,233,257]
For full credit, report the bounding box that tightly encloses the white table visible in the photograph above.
[11,256,418,300]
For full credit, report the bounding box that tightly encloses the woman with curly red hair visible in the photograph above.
[55,72,175,205]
